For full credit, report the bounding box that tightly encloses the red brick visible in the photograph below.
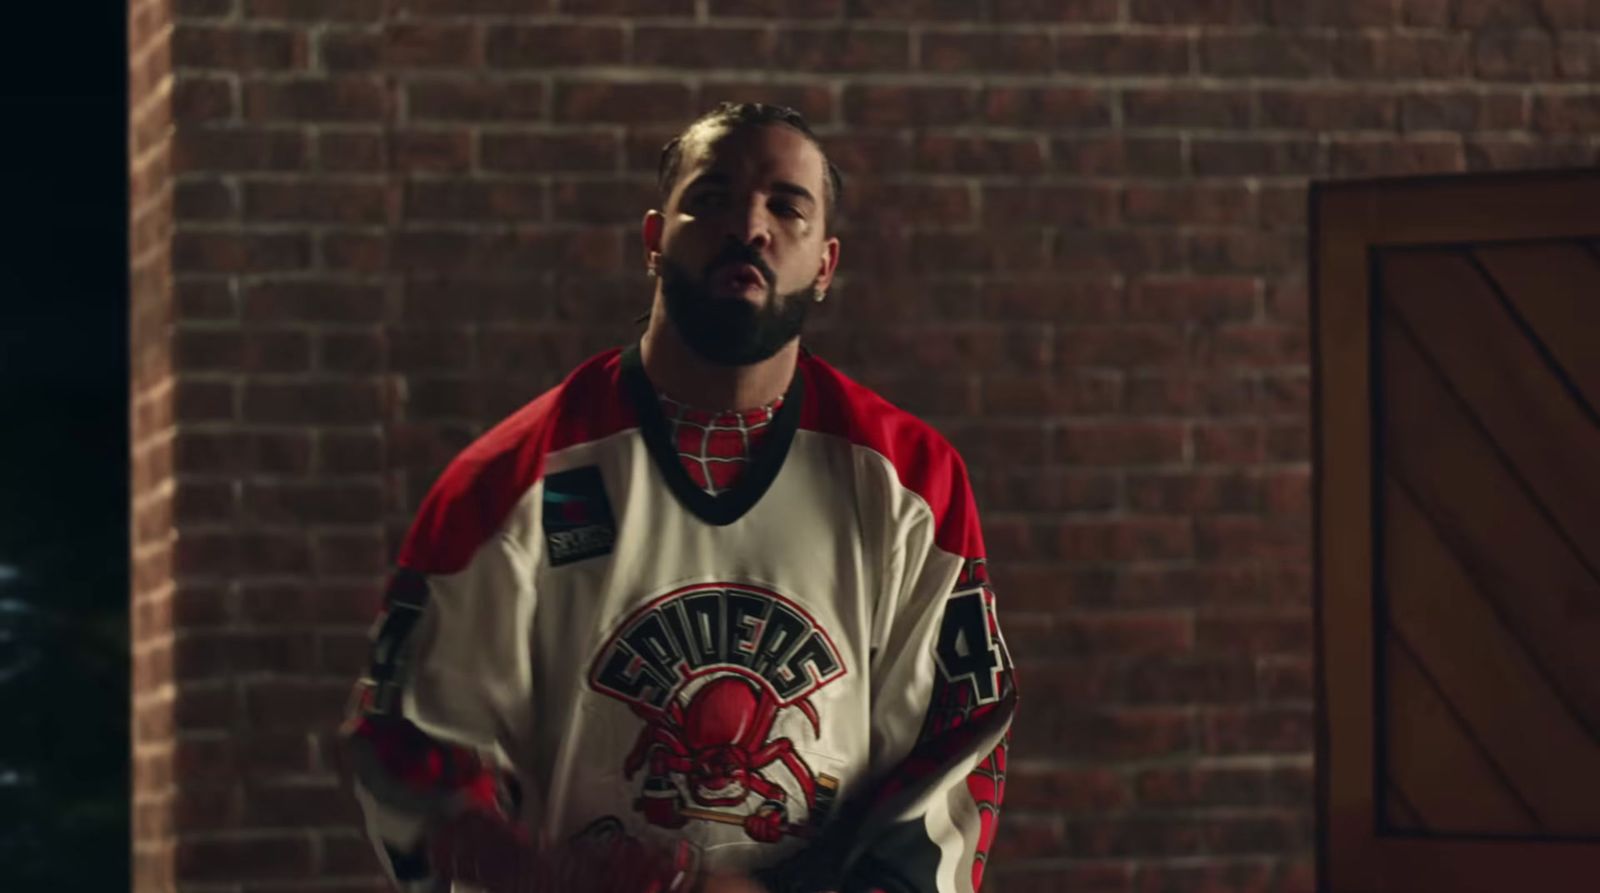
[841,0,989,20]
[992,0,1119,20]
[483,133,617,173]
[554,80,693,123]
[315,131,384,171]
[1127,471,1263,513]
[243,281,384,323]
[1128,277,1258,323]
[393,129,472,171]
[912,229,1051,274]
[1556,33,1600,80]
[243,381,385,424]
[633,25,776,68]
[984,86,1112,127]
[1126,184,1256,227]
[1005,766,1131,812]
[913,134,1043,175]
[552,178,666,224]
[242,481,385,526]
[983,184,1118,228]
[174,25,304,70]
[244,78,385,121]
[1121,655,1260,705]
[1196,516,1310,563]
[1131,0,1267,24]
[1136,859,1276,893]
[843,84,978,126]
[825,131,915,175]
[408,79,546,120]
[983,467,1120,512]
[920,29,1052,73]
[485,24,625,68]
[1328,137,1465,175]
[174,77,236,121]
[1056,421,1188,466]
[244,680,349,729]
[560,0,690,12]
[1533,94,1600,134]
[1017,707,1195,761]
[1260,88,1395,130]
[708,0,844,15]
[406,180,547,221]
[1057,32,1190,75]
[391,326,475,371]
[174,231,311,273]
[176,631,319,679]
[1195,324,1307,369]
[176,180,237,219]
[1333,33,1469,79]
[1064,816,1205,858]
[1053,517,1194,560]
[1200,33,1331,77]
[1473,30,1555,81]
[1058,326,1187,368]
[1051,137,1185,177]
[1454,0,1587,26]
[1190,231,1298,276]
[1196,610,1312,653]
[1056,230,1189,274]
[978,277,1123,324]
[775,27,911,72]
[991,863,1136,893]
[701,81,835,124]
[1465,137,1599,170]
[314,530,390,576]
[243,181,388,223]
[246,0,382,20]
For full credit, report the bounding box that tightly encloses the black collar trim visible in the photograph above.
[619,344,805,527]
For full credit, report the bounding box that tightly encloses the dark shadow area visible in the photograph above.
[0,5,130,887]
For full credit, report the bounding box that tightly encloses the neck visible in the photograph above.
[639,297,799,412]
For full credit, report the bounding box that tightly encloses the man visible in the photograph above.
[343,103,1017,893]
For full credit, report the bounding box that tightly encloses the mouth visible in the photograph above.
[694,780,746,803]
[711,263,766,294]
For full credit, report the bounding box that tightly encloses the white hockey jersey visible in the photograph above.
[345,343,1018,893]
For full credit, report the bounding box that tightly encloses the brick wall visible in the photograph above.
[129,1,1599,890]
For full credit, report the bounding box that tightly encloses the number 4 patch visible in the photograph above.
[934,588,1005,705]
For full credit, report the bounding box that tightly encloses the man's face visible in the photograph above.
[650,123,839,367]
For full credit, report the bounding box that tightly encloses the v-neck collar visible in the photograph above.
[619,343,805,527]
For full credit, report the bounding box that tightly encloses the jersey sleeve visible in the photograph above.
[828,451,1018,893]
[341,496,542,890]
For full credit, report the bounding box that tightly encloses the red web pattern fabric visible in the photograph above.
[658,393,784,495]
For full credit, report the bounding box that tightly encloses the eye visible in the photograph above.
[772,201,803,219]
[689,190,727,209]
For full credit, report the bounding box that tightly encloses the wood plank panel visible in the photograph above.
[1387,782,1427,832]
[1386,478,1600,835]
[1473,242,1600,404]
[1386,635,1539,836]
[1378,316,1600,733]
[1381,249,1600,577]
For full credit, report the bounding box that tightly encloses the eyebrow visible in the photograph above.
[685,171,817,206]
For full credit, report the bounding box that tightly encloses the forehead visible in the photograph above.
[676,123,825,193]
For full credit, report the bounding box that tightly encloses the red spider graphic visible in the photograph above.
[623,675,819,843]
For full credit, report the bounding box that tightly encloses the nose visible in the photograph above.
[726,197,773,251]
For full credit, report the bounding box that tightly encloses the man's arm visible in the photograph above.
[342,533,540,890]
[760,454,1017,893]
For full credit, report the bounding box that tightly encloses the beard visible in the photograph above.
[658,253,816,367]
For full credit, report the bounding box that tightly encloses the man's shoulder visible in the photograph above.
[398,347,628,572]
[799,350,971,495]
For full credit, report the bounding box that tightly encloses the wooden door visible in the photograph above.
[1314,170,1600,893]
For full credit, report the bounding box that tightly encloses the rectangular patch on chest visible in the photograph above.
[542,465,617,566]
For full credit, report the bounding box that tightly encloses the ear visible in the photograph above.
[641,210,665,274]
[813,236,841,291]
